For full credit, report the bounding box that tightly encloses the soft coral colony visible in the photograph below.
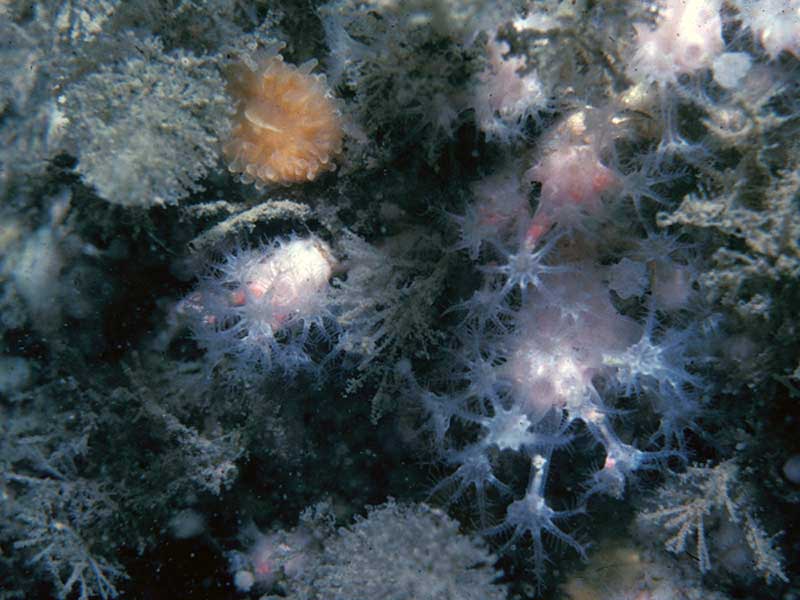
[1,0,798,598]
[200,0,792,590]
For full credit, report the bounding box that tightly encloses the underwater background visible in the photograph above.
[1,1,799,599]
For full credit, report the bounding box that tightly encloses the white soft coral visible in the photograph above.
[184,237,337,379]
[733,0,800,59]
[472,36,547,141]
[630,0,724,84]
[484,454,586,590]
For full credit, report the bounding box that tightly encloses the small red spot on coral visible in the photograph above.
[524,219,550,246]
[591,168,616,195]
[230,289,246,306]
[254,560,272,576]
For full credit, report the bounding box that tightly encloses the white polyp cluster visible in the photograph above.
[233,238,336,330]
[608,258,648,300]
[473,36,547,141]
[506,332,593,418]
[504,267,641,417]
[185,236,338,378]
[480,404,535,452]
[523,109,618,242]
[631,0,724,84]
[734,0,800,59]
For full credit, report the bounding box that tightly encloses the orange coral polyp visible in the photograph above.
[224,55,343,187]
